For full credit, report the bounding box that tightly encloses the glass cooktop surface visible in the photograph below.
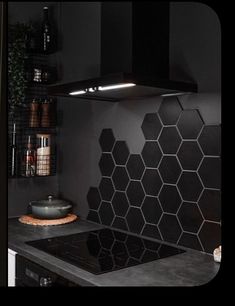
[26,228,185,275]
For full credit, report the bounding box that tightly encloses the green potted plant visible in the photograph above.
[8,22,33,117]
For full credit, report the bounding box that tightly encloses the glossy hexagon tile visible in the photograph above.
[112,191,129,217]
[112,141,130,165]
[141,141,162,168]
[112,166,129,191]
[126,181,145,207]
[142,224,162,240]
[158,127,182,154]
[99,177,114,201]
[199,222,221,253]
[87,187,101,210]
[98,201,114,226]
[177,110,204,139]
[99,128,115,152]
[177,172,203,202]
[87,105,221,255]
[141,196,162,224]
[126,207,145,234]
[198,125,221,156]
[141,113,162,140]
[126,154,145,180]
[158,214,182,243]
[159,185,182,213]
[99,153,115,176]
[198,189,221,222]
[112,217,128,231]
[142,169,162,196]
[177,202,203,233]
[177,141,203,170]
[158,156,181,184]
[198,157,221,189]
[158,96,183,125]
[178,233,203,251]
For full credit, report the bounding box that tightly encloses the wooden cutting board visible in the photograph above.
[18,214,78,226]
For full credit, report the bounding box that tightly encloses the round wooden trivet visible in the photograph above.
[18,214,78,226]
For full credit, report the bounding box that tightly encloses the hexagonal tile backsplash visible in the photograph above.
[87,96,221,254]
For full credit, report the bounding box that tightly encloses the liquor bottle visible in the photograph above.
[21,135,36,177]
[10,122,17,177]
[42,6,51,53]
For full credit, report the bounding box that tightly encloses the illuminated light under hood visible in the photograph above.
[98,83,136,91]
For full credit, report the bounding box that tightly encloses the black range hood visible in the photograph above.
[48,2,197,102]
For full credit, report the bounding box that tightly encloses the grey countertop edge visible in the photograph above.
[8,217,220,287]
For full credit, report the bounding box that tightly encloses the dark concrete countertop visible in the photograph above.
[8,218,219,286]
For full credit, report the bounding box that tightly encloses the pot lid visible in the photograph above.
[30,195,72,209]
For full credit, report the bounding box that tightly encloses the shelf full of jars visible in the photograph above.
[8,98,57,178]
[8,6,58,178]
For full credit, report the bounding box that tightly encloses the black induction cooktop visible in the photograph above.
[26,228,185,275]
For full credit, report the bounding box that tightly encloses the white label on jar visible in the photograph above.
[36,147,50,176]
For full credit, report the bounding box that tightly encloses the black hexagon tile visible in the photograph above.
[177,202,203,233]
[142,169,162,196]
[158,156,181,184]
[177,141,203,170]
[198,189,221,222]
[98,201,114,226]
[99,128,115,152]
[158,96,182,125]
[198,157,221,189]
[141,113,162,140]
[99,153,115,176]
[158,127,182,154]
[177,110,204,139]
[112,216,128,231]
[159,184,182,213]
[87,210,100,224]
[141,141,162,168]
[112,141,130,165]
[126,181,145,207]
[112,191,129,217]
[127,154,145,180]
[112,166,129,191]
[87,187,101,210]
[141,196,162,224]
[126,207,145,234]
[178,233,203,251]
[198,125,221,156]
[158,214,182,243]
[198,221,221,253]
[142,224,162,240]
[177,172,203,202]
[99,177,115,201]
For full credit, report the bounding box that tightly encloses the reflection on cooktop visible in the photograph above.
[26,228,185,275]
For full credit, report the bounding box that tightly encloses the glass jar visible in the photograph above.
[36,134,51,176]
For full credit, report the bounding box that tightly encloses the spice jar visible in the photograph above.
[36,134,51,176]
[29,98,40,127]
[41,98,51,127]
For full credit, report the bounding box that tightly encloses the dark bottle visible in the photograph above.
[10,122,17,177]
[21,135,36,177]
[42,7,51,53]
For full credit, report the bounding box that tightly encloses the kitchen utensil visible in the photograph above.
[29,195,72,219]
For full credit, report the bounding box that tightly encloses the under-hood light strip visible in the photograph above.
[69,90,87,96]
[98,83,136,91]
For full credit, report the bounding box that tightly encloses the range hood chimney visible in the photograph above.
[48,2,197,101]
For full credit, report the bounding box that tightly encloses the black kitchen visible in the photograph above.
[1,1,221,287]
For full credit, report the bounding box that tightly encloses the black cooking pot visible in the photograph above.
[29,195,72,219]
